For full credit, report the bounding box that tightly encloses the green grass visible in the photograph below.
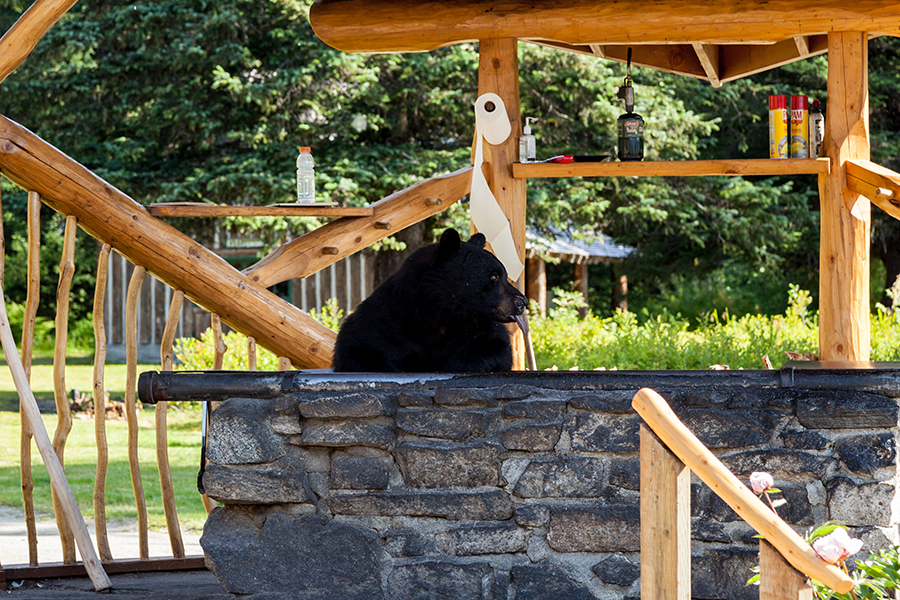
[0,351,210,532]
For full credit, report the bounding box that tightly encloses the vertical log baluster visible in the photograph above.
[278,356,291,371]
[125,265,149,560]
[210,314,227,370]
[158,290,185,558]
[50,214,78,563]
[248,336,257,371]
[92,243,113,562]
[20,190,40,566]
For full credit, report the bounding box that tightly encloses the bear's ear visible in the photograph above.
[437,228,462,261]
[468,233,486,249]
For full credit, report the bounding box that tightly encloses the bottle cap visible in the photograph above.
[769,95,787,110]
[299,146,311,152]
[791,95,808,110]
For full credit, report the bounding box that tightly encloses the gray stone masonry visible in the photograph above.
[195,373,900,600]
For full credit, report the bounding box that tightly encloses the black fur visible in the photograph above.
[332,229,527,372]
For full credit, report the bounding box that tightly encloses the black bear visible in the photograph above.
[332,228,527,372]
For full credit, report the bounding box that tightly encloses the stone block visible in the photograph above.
[514,457,608,498]
[567,413,641,452]
[797,391,898,429]
[692,519,731,543]
[434,387,499,407]
[609,456,640,491]
[207,397,284,465]
[331,452,391,490]
[201,509,383,599]
[828,478,896,527]
[203,465,308,504]
[298,391,391,418]
[396,408,491,441]
[398,391,435,407]
[836,433,896,475]
[383,528,431,557]
[502,399,566,420]
[499,423,561,451]
[327,489,513,521]
[780,428,830,450]
[515,503,549,528]
[548,504,639,552]
[436,521,527,556]
[722,449,833,480]
[568,391,635,413]
[395,442,502,488]
[298,418,395,448]
[511,563,597,600]
[497,384,542,400]
[691,548,758,600]
[678,409,775,448]
[387,560,490,600]
[592,555,640,586]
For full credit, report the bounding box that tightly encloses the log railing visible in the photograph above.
[633,387,854,599]
[0,113,472,581]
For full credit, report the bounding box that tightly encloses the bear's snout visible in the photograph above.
[514,295,526,315]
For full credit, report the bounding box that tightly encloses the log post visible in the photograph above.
[158,290,185,558]
[92,243,113,562]
[640,424,691,600]
[573,261,589,318]
[819,31,870,361]
[476,38,527,369]
[20,189,39,565]
[125,265,150,560]
[525,256,546,316]
[759,540,813,600]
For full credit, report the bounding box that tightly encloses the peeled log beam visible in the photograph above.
[0,114,335,368]
[309,0,900,53]
[846,159,900,221]
[0,0,79,84]
[245,165,473,288]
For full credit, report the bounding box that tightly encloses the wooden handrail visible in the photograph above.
[0,0,79,85]
[632,387,854,595]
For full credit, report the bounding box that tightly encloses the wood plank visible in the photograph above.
[244,166,472,288]
[759,540,813,600]
[531,41,708,81]
[794,35,811,56]
[0,115,335,368]
[146,202,372,218]
[309,0,900,53]
[632,388,853,595]
[477,38,527,370]
[512,158,830,179]
[0,0,80,84]
[719,36,828,84]
[845,158,900,221]
[0,557,206,583]
[819,32,870,361]
[692,43,721,88]
[640,424,691,600]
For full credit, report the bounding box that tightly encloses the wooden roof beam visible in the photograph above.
[310,0,900,54]
[0,0,79,85]
[692,43,722,88]
[532,41,708,81]
[846,159,900,221]
[719,35,828,84]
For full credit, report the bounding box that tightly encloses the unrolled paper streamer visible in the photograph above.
[471,93,525,281]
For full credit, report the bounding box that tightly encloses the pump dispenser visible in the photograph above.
[616,48,644,161]
[519,117,536,163]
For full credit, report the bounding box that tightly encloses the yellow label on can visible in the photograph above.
[791,107,809,158]
[769,108,788,159]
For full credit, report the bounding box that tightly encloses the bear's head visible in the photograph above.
[431,228,527,324]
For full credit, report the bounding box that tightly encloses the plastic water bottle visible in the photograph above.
[296,146,315,202]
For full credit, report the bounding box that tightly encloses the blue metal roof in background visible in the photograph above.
[526,227,634,264]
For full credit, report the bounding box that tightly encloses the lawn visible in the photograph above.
[0,351,210,532]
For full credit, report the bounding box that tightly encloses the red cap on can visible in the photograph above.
[769,95,786,110]
[791,95,808,110]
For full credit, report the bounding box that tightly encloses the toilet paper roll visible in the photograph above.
[471,93,525,281]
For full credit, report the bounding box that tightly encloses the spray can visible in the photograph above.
[769,95,788,159]
[809,99,824,159]
[519,117,536,163]
[790,95,809,158]
[616,48,644,161]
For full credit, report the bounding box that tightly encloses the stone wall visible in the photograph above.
[189,371,900,600]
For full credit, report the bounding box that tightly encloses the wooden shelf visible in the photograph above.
[146,202,373,218]
[512,157,831,179]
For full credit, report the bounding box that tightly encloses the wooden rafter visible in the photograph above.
[719,36,828,84]
[244,165,474,288]
[0,0,80,85]
[692,43,721,88]
[533,40,707,81]
[846,159,900,221]
[310,0,900,53]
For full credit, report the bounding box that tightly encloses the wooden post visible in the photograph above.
[20,190,39,566]
[640,423,691,600]
[525,256,546,316]
[760,540,813,600]
[125,266,149,560]
[477,38,527,369]
[158,290,185,558]
[92,243,113,562]
[819,31,870,361]
[573,261,589,318]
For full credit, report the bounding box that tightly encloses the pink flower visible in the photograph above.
[813,528,863,564]
[749,471,775,494]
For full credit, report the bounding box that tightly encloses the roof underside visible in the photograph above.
[309,0,900,85]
